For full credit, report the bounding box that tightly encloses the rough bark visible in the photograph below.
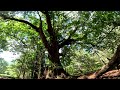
[95,45,120,78]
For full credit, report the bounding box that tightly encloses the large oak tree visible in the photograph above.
[1,11,120,78]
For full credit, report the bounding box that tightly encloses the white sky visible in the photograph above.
[0,51,20,64]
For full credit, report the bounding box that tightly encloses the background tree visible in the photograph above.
[0,58,8,74]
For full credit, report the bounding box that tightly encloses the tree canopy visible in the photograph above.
[0,11,120,79]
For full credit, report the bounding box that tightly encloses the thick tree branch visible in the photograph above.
[95,44,120,78]
[58,39,77,49]
[59,22,116,49]
[41,11,59,52]
[41,11,55,38]
[1,14,51,52]
[1,14,38,30]
[37,12,50,51]
[58,34,87,49]
[58,26,79,49]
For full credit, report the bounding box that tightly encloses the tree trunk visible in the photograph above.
[95,45,120,78]
[48,45,70,76]
[40,59,46,77]
[31,60,38,79]
[31,62,34,78]
[32,49,44,79]
[22,71,26,79]
[32,60,40,79]
[33,69,38,79]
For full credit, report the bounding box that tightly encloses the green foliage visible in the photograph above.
[64,49,101,76]
[0,58,8,74]
[0,11,120,78]
[5,64,19,78]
